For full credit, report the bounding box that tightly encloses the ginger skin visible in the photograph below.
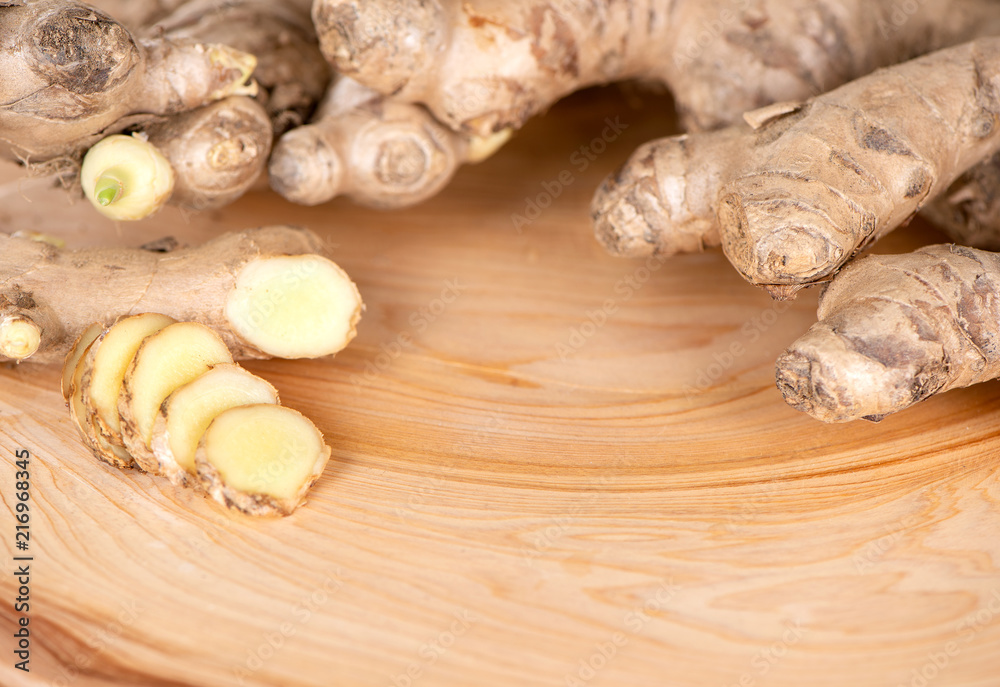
[592,126,743,259]
[142,96,273,211]
[595,115,1000,264]
[921,152,1000,251]
[79,0,325,215]
[269,77,506,209]
[0,226,363,364]
[776,244,1000,423]
[313,0,1000,136]
[75,0,188,32]
[0,0,255,168]
[596,38,1000,298]
[81,101,274,218]
[715,39,1000,297]
[141,0,329,134]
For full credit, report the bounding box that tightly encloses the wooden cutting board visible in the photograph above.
[2,88,1000,687]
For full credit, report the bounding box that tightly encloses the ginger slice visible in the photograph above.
[62,323,103,401]
[66,330,132,468]
[119,322,233,471]
[224,255,363,359]
[195,404,331,516]
[82,313,176,447]
[150,363,279,485]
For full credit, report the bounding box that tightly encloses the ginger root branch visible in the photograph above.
[776,244,1000,422]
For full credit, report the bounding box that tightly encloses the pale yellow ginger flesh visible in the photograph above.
[84,313,176,442]
[225,255,363,359]
[62,324,103,401]
[196,404,330,516]
[61,315,334,514]
[67,340,98,440]
[151,363,279,483]
[65,330,132,468]
[466,129,512,164]
[80,134,176,221]
[205,46,258,101]
[0,315,42,360]
[119,322,233,470]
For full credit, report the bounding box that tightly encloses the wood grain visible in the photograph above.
[2,87,1000,687]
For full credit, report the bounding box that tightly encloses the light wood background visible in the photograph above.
[2,87,1000,687]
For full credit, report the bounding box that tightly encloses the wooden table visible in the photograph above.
[2,87,999,687]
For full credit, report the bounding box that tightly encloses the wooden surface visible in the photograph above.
[2,88,1000,687]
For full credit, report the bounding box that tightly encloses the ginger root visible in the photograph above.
[143,0,328,134]
[594,111,1000,264]
[312,0,1000,136]
[269,77,507,209]
[78,0,324,215]
[0,0,255,168]
[0,226,363,364]
[149,96,272,211]
[85,96,274,215]
[716,39,1000,297]
[922,152,1000,251]
[592,125,743,259]
[196,404,331,517]
[776,244,1000,423]
[76,0,188,33]
[595,38,1000,298]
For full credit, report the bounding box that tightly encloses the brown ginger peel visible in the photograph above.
[269,77,482,209]
[312,0,1000,136]
[595,38,1000,299]
[592,126,743,258]
[717,38,1000,296]
[776,244,1000,422]
[140,0,329,133]
[0,0,255,166]
[143,96,273,211]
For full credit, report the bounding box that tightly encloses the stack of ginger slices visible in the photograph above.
[62,313,331,516]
